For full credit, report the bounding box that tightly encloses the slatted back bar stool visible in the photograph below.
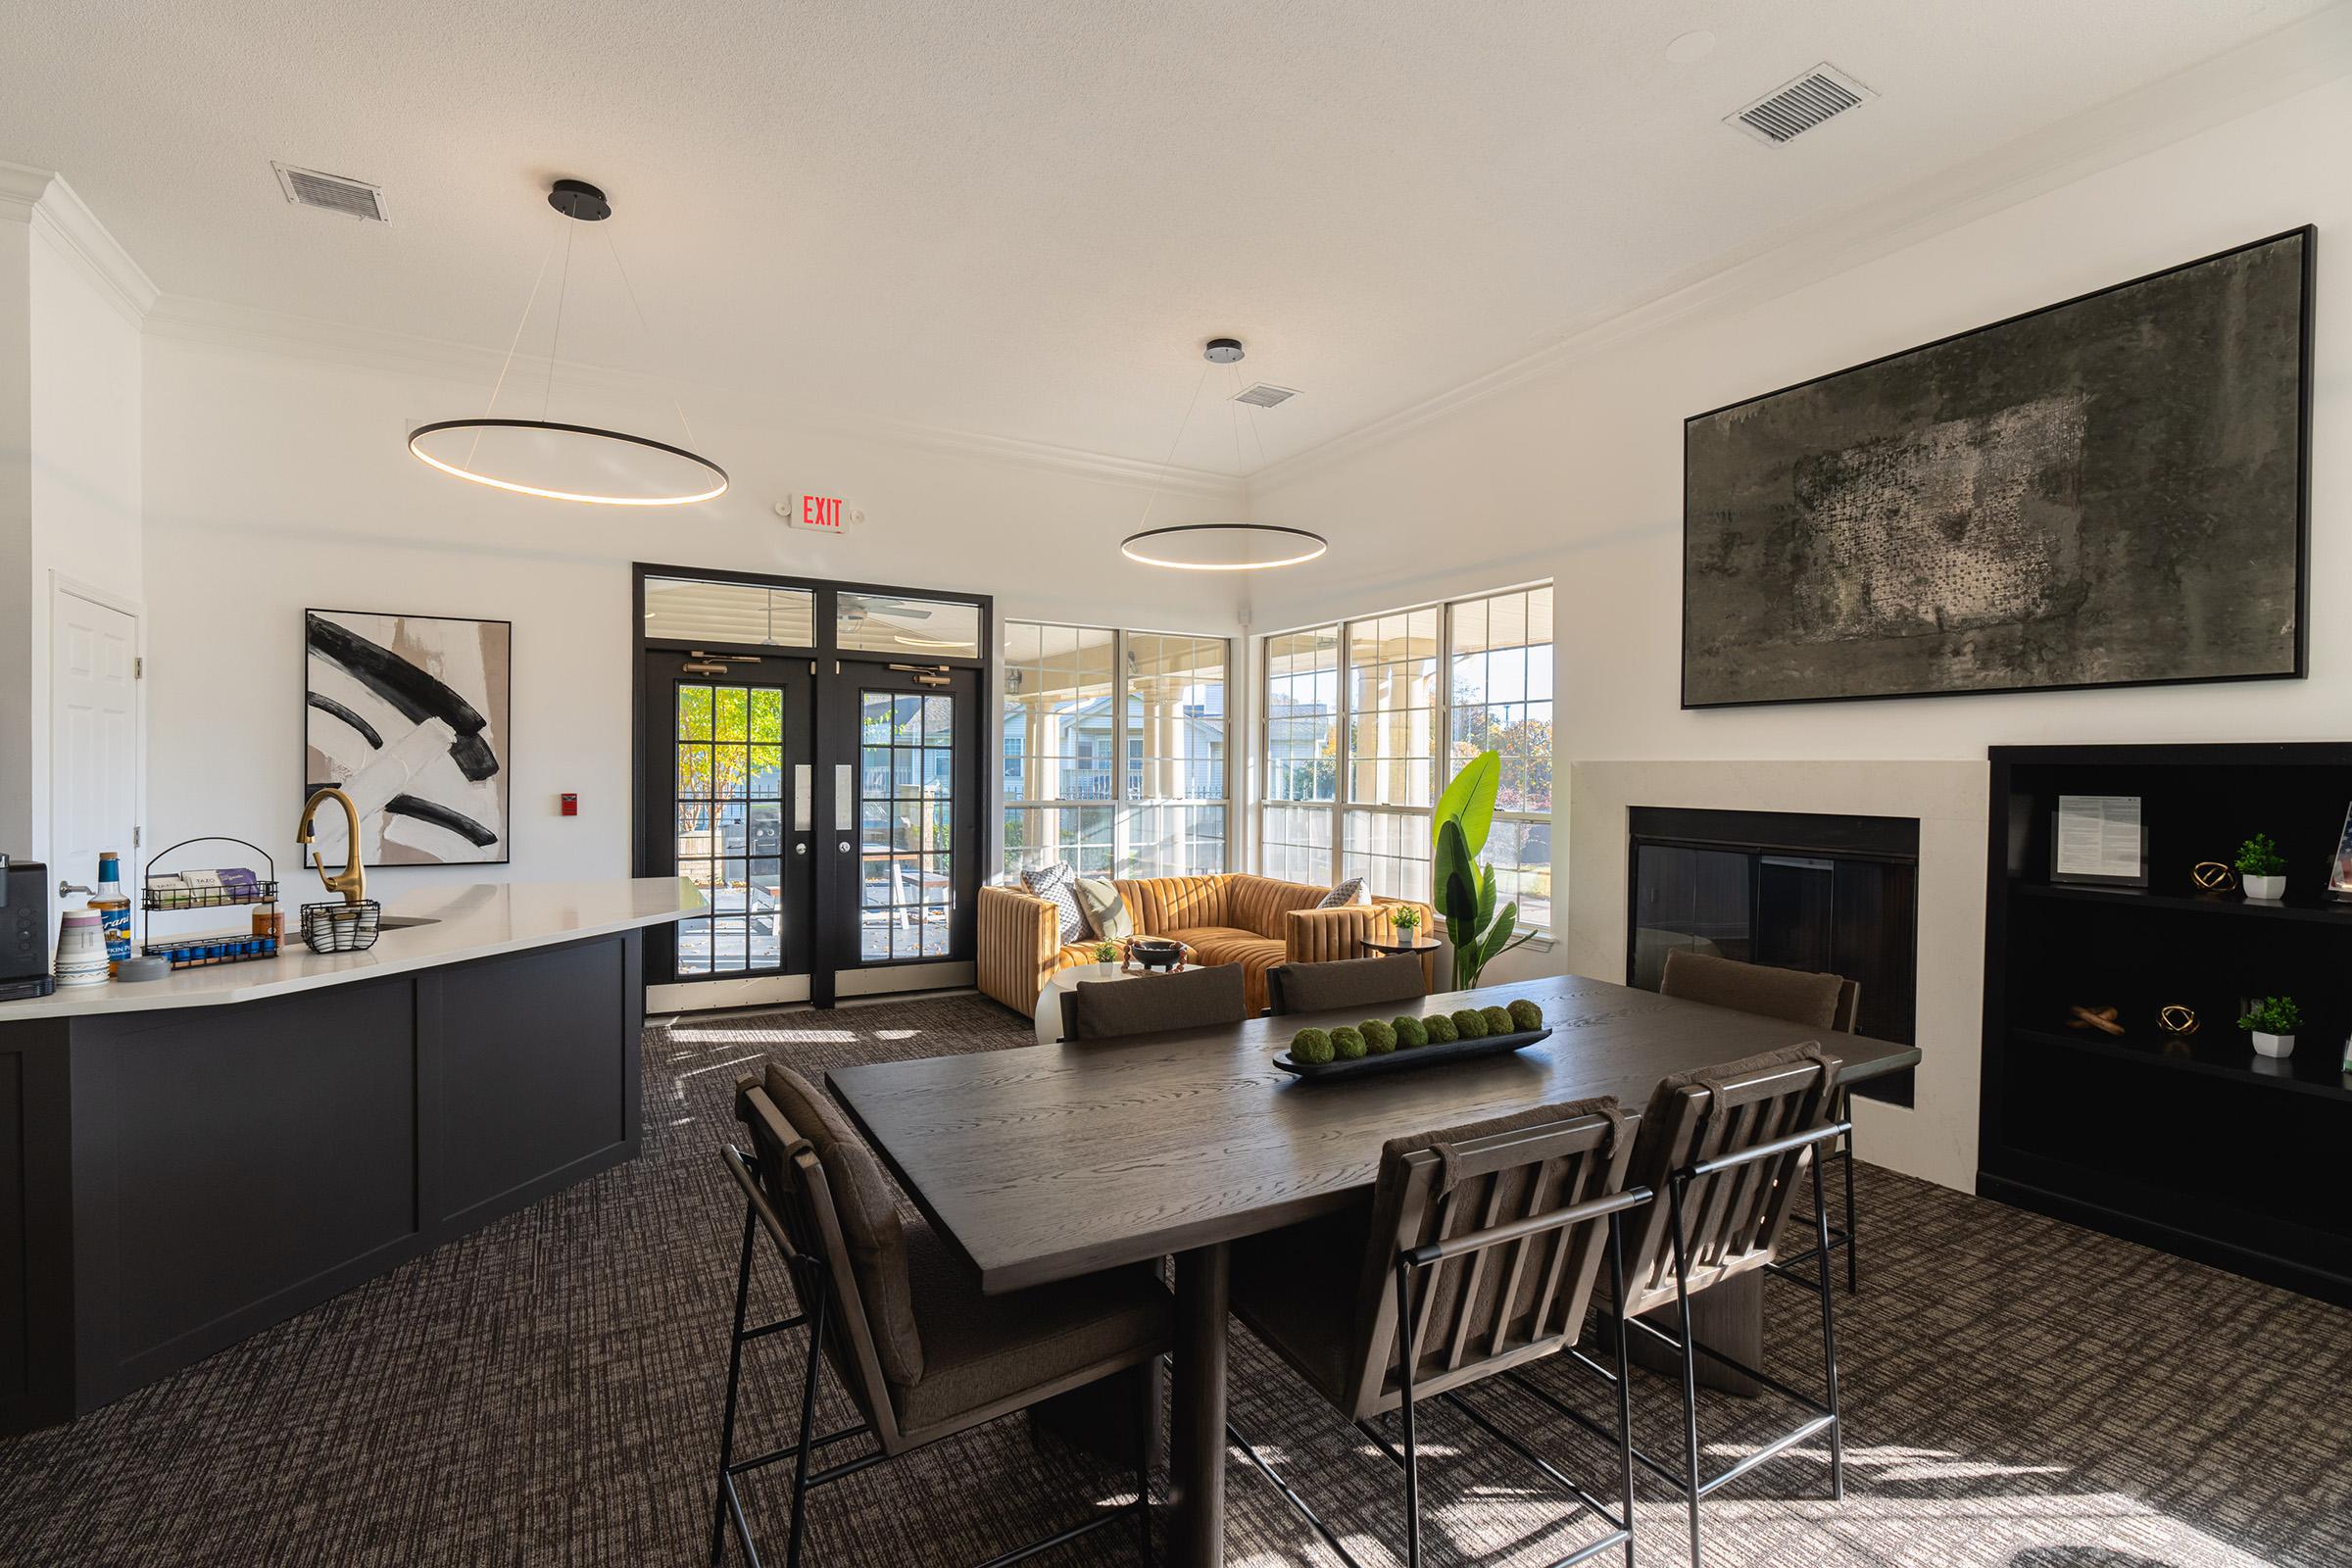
[1225,1099,1647,1568]
[1659,949,1863,1293]
[1514,1043,1849,1568]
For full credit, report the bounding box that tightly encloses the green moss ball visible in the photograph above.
[1451,1008,1489,1040]
[1480,1004,1515,1036]
[1424,1012,1458,1045]
[1290,1027,1334,1065]
[1330,1026,1368,1060]
[1392,1015,1429,1050]
[1359,1019,1397,1054]
[1508,999,1544,1031]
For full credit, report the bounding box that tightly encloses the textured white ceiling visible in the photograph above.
[0,0,2332,473]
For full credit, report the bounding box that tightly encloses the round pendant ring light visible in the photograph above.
[1120,522,1327,571]
[1118,338,1324,571]
[410,179,728,507]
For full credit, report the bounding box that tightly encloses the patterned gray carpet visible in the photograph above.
[1,994,2346,1567]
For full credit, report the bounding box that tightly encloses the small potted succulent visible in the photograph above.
[2236,834,2288,901]
[2237,995,2302,1058]
[1387,904,1424,942]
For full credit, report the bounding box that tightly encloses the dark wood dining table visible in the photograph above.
[828,971,1920,1567]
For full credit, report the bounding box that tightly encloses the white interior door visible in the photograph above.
[49,586,140,911]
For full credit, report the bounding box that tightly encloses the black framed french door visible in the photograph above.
[633,565,991,1009]
[636,649,816,988]
[827,660,983,982]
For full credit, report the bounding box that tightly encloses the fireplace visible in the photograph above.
[1628,806,1919,1104]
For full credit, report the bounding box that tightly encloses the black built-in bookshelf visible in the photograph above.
[1982,743,2352,1305]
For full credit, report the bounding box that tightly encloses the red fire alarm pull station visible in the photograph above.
[561,793,578,816]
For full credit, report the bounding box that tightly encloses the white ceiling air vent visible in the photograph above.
[273,163,388,221]
[1232,383,1299,409]
[1727,65,1876,146]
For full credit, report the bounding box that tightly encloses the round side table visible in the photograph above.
[1358,937,1442,958]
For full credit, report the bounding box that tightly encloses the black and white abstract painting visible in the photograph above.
[305,610,512,865]
[1682,227,2312,708]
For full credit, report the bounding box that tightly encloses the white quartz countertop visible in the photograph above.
[0,877,707,1020]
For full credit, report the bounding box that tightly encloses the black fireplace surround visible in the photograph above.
[1627,806,1919,1105]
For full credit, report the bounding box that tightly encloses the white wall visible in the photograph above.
[141,330,1246,900]
[1242,79,2352,1188]
[0,170,145,872]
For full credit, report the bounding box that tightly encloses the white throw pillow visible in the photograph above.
[1317,875,1369,908]
[1021,862,1090,944]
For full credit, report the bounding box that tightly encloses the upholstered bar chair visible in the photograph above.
[712,1065,1168,1568]
[1265,953,1428,1015]
[1062,961,1248,1042]
[1512,1044,1849,1568]
[1225,1100,1647,1568]
[1658,949,1863,1292]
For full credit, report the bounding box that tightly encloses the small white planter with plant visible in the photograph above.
[2235,833,2287,901]
[2238,995,2302,1058]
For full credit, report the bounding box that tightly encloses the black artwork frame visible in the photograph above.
[303,608,515,867]
[1681,226,2315,710]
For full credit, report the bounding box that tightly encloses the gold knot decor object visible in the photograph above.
[2157,1004,2199,1036]
[2065,1004,2127,1037]
[2192,860,2238,893]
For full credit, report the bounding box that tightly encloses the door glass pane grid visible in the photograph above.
[1124,634,1226,803]
[861,690,956,961]
[675,679,789,975]
[1346,610,1439,809]
[1265,627,1339,805]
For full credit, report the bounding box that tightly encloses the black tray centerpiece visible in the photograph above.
[1274,999,1552,1081]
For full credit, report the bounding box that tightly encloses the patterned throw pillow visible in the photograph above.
[1073,877,1133,942]
[1317,875,1369,908]
[1021,862,1090,944]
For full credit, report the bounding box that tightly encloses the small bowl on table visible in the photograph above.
[1126,938,1187,973]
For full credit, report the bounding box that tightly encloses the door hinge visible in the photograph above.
[134,825,142,848]
[134,657,143,679]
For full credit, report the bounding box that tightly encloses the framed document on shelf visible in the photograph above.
[2329,804,2352,900]
[2051,795,2148,887]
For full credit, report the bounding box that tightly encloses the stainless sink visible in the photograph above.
[376,915,441,930]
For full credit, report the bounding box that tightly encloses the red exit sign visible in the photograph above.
[783,494,861,534]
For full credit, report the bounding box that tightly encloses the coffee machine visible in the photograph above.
[0,855,57,1000]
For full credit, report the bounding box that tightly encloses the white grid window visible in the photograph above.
[1258,584,1553,927]
[1002,622,1230,882]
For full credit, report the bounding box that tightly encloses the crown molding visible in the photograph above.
[0,162,159,325]
[141,293,1245,500]
[1246,6,2352,495]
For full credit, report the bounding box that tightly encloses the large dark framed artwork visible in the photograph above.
[305,609,513,865]
[1682,226,2314,709]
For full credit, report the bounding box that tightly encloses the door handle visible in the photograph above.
[794,843,808,857]
[59,881,93,901]
[838,841,853,854]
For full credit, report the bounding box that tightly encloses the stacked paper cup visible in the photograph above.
[55,908,111,988]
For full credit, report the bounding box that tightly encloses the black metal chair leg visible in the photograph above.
[783,1288,829,1568]
[1394,1261,1422,1568]
[712,1200,760,1567]
[1841,1129,1859,1295]
[1666,1175,1703,1568]
[1606,1211,1637,1568]
[1135,1368,1154,1564]
[1812,1156,1846,1501]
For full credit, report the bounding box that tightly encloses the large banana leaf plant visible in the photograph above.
[1433,750,1533,990]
